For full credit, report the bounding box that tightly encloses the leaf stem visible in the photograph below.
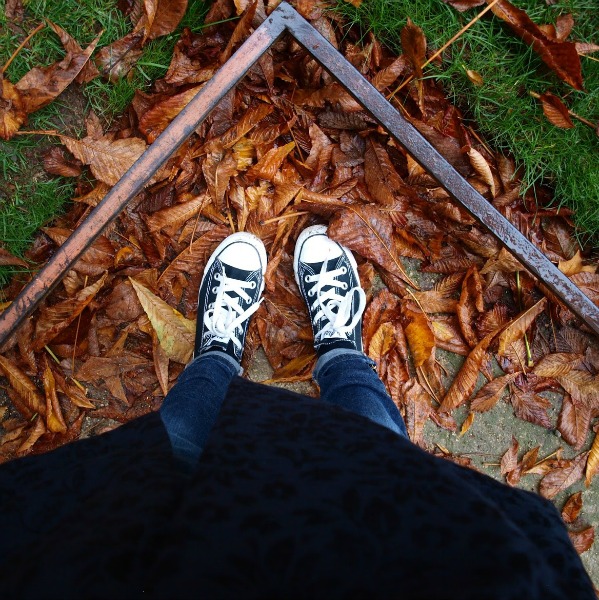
[1,23,45,74]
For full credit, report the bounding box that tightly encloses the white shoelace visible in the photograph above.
[306,258,366,343]
[203,266,262,350]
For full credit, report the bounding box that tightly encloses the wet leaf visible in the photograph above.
[467,147,495,197]
[33,273,108,350]
[129,277,195,363]
[586,431,599,487]
[328,205,418,288]
[501,436,519,476]
[510,389,552,429]
[443,0,485,12]
[471,372,517,412]
[402,379,432,447]
[94,31,144,82]
[42,364,67,433]
[368,322,396,362]
[0,355,46,419]
[0,247,27,267]
[497,298,547,356]
[246,141,295,182]
[402,308,434,367]
[557,395,591,451]
[0,78,27,140]
[538,92,574,129]
[60,134,147,186]
[145,194,208,233]
[459,412,475,436]
[561,491,583,524]
[15,24,101,113]
[439,332,494,413]
[533,352,583,377]
[539,451,587,499]
[568,527,594,555]
[488,0,583,90]
[142,0,188,40]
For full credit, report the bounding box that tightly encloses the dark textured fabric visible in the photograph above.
[0,378,593,599]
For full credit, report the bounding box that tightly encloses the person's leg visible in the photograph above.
[294,224,407,438]
[159,352,240,466]
[160,231,267,468]
[313,349,407,437]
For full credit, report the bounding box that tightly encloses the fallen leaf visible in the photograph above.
[533,352,583,377]
[539,452,587,499]
[42,364,67,433]
[129,278,195,363]
[443,0,485,12]
[439,332,495,413]
[471,372,517,412]
[0,355,46,419]
[60,134,147,186]
[368,322,396,362]
[561,491,583,524]
[0,78,27,140]
[145,194,208,233]
[459,412,475,436]
[402,308,434,367]
[586,431,599,487]
[33,273,108,351]
[0,247,27,267]
[467,147,495,197]
[568,527,594,555]
[538,92,574,129]
[557,395,591,451]
[402,379,432,447]
[328,205,418,288]
[141,0,188,40]
[511,389,552,429]
[246,141,295,182]
[501,436,519,476]
[497,298,547,356]
[17,416,46,455]
[94,31,144,82]
[15,24,101,113]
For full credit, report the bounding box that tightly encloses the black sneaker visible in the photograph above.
[195,232,267,363]
[293,225,366,356]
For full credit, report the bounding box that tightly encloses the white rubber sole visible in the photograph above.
[293,224,361,289]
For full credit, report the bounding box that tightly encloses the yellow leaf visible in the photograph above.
[467,147,495,197]
[0,355,46,419]
[368,322,396,362]
[403,309,434,367]
[459,412,475,436]
[586,431,599,487]
[129,278,195,364]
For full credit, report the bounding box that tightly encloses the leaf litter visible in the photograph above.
[1,0,598,556]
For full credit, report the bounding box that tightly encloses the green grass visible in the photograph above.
[334,0,599,242]
[0,0,210,285]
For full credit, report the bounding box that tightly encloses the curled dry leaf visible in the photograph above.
[538,92,574,129]
[129,278,195,363]
[561,491,583,524]
[60,134,147,186]
[459,412,475,436]
[467,147,495,197]
[42,364,67,433]
[33,272,108,351]
[539,451,587,499]
[497,298,547,356]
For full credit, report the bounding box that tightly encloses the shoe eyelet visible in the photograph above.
[341,267,347,274]
[305,275,311,283]
[341,282,348,290]
[250,281,256,289]
[214,272,221,281]
[212,286,218,293]
[308,289,315,297]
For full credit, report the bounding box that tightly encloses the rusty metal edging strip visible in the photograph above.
[1,1,598,347]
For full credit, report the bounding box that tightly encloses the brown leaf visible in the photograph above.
[402,379,432,447]
[0,78,27,140]
[43,227,114,276]
[501,436,519,476]
[42,364,67,433]
[368,322,396,362]
[145,194,208,233]
[400,18,426,108]
[568,527,594,555]
[471,372,517,412]
[557,395,591,451]
[0,247,27,267]
[220,0,258,63]
[142,0,188,40]
[153,333,170,396]
[402,308,435,368]
[488,0,583,90]
[0,355,46,419]
[52,368,95,409]
[60,134,147,186]
[17,416,46,455]
[439,332,494,413]
[443,0,485,12]
[34,273,108,350]
[561,491,583,524]
[94,31,144,82]
[456,266,484,348]
[371,56,410,91]
[328,205,418,288]
[459,412,475,436]
[43,146,82,177]
[533,352,584,377]
[511,389,552,429]
[497,298,547,356]
[363,289,401,352]
[246,141,295,182]
[539,451,587,499]
[364,138,408,206]
[586,431,599,487]
[538,92,574,129]
[15,24,101,113]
